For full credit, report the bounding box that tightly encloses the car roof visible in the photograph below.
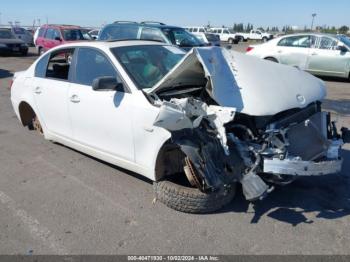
[41,24,82,29]
[280,32,339,38]
[106,21,183,30]
[47,39,168,51]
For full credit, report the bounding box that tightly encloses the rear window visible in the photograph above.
[99,24,140,41]
[205,33,219,41]
[38,28,46,37]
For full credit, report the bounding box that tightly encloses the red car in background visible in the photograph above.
[35,24,86,55]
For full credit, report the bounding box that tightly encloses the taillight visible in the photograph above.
[9,79,14,89]
[246,46,254,52]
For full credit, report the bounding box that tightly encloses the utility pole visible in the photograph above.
[311,13,317,31]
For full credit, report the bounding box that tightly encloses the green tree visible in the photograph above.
[339,25,349,34]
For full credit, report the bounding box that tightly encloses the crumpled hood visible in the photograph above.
[146,47,326,116]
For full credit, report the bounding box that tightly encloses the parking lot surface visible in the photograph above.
[0,45,350,255]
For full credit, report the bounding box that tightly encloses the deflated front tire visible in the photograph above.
[153,180,236,214]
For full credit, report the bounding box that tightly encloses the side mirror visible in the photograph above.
[55,37,62,41]
[337,43,348,52]
[92,76,123,91]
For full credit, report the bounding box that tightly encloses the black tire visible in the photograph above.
[153,180,236,214]
[264,57,278,63]
[21,50,28,56]
[228,38,234,44]
[38,47,44,56]
[262,37,268,42]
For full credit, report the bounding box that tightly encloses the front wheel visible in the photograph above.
[262,37,268,42]
[31,115,44,135]
[153,180,236,213]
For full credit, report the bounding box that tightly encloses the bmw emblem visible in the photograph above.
[296,94,306,105]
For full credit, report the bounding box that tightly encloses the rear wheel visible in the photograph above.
[21,50,28,56]
[38,47,44,56]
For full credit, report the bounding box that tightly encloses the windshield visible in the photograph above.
[0,30,15,39]
[337,35,350,48]
[62,29,84,41]
[112,45,186,89]
[162,28,204,47]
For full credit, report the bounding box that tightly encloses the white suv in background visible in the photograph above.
[209,27,240,44]
[185,26,220,46]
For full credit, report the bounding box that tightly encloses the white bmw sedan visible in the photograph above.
[11,41,348,213]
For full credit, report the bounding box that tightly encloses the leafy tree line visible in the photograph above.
[226,23,349,34]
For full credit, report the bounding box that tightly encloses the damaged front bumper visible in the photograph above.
[263,139,343,176]
[264,157,343,176]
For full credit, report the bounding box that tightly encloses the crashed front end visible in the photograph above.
[147,46,348,201]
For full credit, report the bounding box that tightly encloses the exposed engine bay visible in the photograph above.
[147,47,349,201]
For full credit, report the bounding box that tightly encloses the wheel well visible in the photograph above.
[155,141,185,181]
[18,102,35,127]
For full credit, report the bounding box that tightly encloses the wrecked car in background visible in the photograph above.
[10,41,350,213]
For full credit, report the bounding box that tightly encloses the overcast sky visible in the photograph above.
[0,0,348,28]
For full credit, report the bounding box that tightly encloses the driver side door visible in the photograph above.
[68,47,135,162]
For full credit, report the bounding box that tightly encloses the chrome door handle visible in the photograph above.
[277,50,282,54]
[34,86,42,94]
[70,94,80,103]
[311,52,318,56]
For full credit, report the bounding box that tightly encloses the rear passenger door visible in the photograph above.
[276,35,313,69]
[68,47,135,161]
[33,48,75,138]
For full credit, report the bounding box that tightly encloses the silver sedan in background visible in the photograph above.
[247,33,350,80]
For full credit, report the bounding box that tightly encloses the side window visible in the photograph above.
[278,35,311,48]
[223,30,229,34]
[46,49,75,80]
[140,27,166,42]
[53,29,61,40]
[75,48,118,86]
[35,53,50,78]
[318,37,337,50]
[45,28,55,39]
[188,28,193,32]
[199,28,205,33]
[192,28,198,33]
